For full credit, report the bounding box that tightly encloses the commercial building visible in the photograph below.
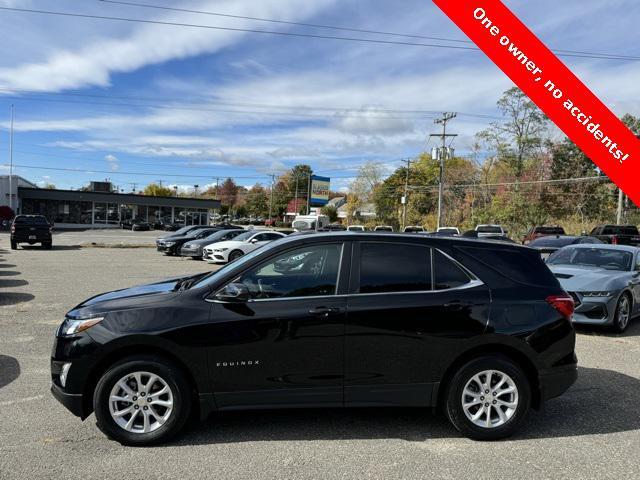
[1,176,220,229]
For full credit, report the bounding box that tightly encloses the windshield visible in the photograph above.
[232,231,255,241]
[477,226,502,233]
[173,226,193,235]
[547,247,633,271]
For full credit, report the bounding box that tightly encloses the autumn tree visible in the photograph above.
[143,183,174,196]
[244,183,269,217]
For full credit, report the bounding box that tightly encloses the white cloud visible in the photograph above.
[104,154,119,171]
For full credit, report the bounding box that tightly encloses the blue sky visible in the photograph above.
[0,0,639,193]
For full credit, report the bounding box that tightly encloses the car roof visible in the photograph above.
[271,231,532,251]
[563,243,638,253]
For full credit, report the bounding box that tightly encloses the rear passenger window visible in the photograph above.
[359,243,431,293]
[434,250,471,290]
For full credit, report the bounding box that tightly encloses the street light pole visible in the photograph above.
[8,104,14,211]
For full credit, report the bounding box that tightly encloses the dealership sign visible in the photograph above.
[310,175,330,206]
[432,0,640,207]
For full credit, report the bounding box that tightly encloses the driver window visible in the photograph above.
[636,255,640,271]
[237,243,343,299]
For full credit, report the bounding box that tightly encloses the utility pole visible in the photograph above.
[294,174,299,215]
[401,158,412,230]
[8,105,14,211]
[306,173,312,215]
[430,113,457,230]
[130,182,137,193]
[157,179,163,187]
[268,174,275,226]
[616,188,624,225]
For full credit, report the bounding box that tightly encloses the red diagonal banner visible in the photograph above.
[432,0,640,207]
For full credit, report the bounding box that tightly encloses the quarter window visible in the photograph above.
[359,243,431,293]
[237,244,342,299]
[433,250,472,290]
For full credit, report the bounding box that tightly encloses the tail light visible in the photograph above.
[10,224,15,233]
[546,294,575,319]
[612,235,618,245]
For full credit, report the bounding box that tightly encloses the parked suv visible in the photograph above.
[11,214,52,249]
[51,233,577,445]
[589,224,640,246]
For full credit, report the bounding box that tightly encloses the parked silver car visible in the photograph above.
[547,244,640,332]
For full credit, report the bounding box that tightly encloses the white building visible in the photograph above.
[0,175,38,210]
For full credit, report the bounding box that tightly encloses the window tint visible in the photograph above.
[359,243,431,293]
[238,244,342,299]
[434,250,471,290]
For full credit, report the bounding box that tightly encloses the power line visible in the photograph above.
[99,0,640,61]
[0,5,636,61]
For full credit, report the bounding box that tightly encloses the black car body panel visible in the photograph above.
[590,225,640,246]
[51,233,577,421]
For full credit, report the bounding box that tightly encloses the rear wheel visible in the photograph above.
[613,293,632,333]
[93,355,192,446]
[42,242,52,249]
[228,250,244,262]
[10,240,17,250]
[445,355,531,440]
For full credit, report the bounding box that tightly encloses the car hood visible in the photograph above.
[205,240,245,250]
[66,273,208,318]
[548,265,628,291]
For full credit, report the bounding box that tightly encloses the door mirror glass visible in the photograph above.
[214,282,250,303]
[250,237,259,244]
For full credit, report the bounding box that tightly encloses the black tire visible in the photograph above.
[43,242,52,250]
[444,355,531,441]
[10,240,17,250]
[612,293,632,333]
[93,355,192,446]
[228,250,244,262]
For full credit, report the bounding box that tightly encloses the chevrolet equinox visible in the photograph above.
[51,233,577,445]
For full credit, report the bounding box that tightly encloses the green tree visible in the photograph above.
[244,183,269,217]
[142,183,174,196]
[320,205,338,222]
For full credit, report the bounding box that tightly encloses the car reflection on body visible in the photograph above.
[547,244,640,332]
[203,230,287,264]
[529,235,603,260]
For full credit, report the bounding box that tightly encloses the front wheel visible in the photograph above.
[228,250,244,262]
[612,293,632,333]
[10,240,17,250]
[444,355,531,441]
[93,355,192,446]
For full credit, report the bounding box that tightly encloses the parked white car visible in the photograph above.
[203,230,287,263]
[475,224,506,237]
[437,227,461,236]
[347,225,365,232]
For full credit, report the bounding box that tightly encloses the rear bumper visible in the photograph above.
[50,383,86,419]
[539,363,578,401]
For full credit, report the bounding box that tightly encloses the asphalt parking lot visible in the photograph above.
[1,232,639,480]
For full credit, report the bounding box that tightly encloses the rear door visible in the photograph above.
[344,240,491,407]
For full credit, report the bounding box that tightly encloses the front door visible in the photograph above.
[345,241,490,407]
[207,242,348,409]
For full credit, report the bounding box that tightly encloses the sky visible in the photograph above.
[0,0,639,193]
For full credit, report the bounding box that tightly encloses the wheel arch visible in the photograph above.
[81,344,201,420]
[435,343,542,410]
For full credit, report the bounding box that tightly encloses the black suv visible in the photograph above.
[11,214,53,249]
[51,233,577,445]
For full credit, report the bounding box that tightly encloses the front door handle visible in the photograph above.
[308,306,341,317]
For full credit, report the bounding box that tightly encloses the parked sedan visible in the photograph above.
[179,229,245,259]
[529,235,603,259]
[203,230,287,263]
[51,232,577,445]
[157,227,221,255]
[547,244,640,332]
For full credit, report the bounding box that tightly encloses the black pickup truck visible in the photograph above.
[589,224,640,246]
[10,215,53,250]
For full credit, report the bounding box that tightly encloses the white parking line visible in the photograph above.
[0,395,44,407]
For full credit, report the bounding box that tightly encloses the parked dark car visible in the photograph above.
[11,214,53,249]
[179,229,245,259]
[590,224,640,246]
[157,227,222,255]
[131,219,151,231]
[162,223,183,232]
[522,226,566,245]
[51,233,577,445]
[529,235,603,259]
[155,225,208,249]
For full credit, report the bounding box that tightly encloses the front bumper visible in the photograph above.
[204,251,227,263]
[50,382,86,419]
[569,292,617,326]
[180,247,202,257]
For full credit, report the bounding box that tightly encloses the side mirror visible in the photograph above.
[250,238,259,244]
[214,283,250,303]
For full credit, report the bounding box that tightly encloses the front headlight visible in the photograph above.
[215,247,229,252]
[164,241,175,246]
[58,316,104,336]
[581,291,613,298]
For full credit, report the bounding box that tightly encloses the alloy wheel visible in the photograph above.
[108,371,174,434]
[461,370,519,429]
[617,296,631,330]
